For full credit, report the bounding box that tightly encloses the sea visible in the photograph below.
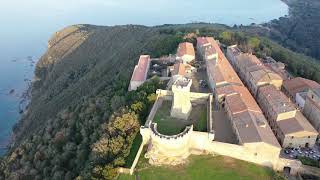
[0,0,288,156]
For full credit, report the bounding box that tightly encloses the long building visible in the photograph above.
[197,37,243,91]
[227,46,283,97]
[257,85,318,147]
[176,42,195,64]
[128,55,151,91]
[226,45,318,148]
[197,37,281,159]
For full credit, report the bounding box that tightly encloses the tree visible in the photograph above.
[248,37,260,52]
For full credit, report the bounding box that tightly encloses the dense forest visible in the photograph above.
[244,0,320,60]
[1,19,320,179]
[0,25,180,180]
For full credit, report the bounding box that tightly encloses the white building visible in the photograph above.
[128,55,151,91]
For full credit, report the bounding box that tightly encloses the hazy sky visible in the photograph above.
[0,0,288,26]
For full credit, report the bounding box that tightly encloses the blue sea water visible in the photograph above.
[0,0,288,156]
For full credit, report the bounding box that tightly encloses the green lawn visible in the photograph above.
[118,155,282,180]
[193,108,207,132]
[153,100,207,135]
[124,133,142,168]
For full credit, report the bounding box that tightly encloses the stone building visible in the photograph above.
[282,77,320,109]
[128,55,151,91]
[303,88,320,135]
[170,77,193,120]
[176,42,195,64]
[197,37,281,161]
[197,37,243,91]
[226,46,283,97]
[257,85,318,148]
[196,37,218,61]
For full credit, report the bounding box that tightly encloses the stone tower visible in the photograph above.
[170,77,192,120]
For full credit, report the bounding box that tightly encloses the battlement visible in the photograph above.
[172,77,192,90]
[150,123,193,140]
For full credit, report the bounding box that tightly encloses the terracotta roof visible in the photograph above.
[227,45,242,57]
[172,62,186,76]
[224,86,262,113]
[237,53,262,70]
[277,112,318,136]
[216,84,280,147]
[177,42,195,57]
[314,88,320,97]
[197,37,210,47]
[205,47,217,57]
[131,55,150,81]
[233,110,280,147]
[205,38,243,86]
[283,77,320,98]
[249,68,283,84]
[259,85,296,115]
[202,37,279,148]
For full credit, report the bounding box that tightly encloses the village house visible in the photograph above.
[226,46,283,97]
[226,45,318,148]
[176,42,195,64]
[198,38,243,91]
[198,37,281,161]
[303,88,320,135]
[216,85,281,149]
[128,55,151,91]
[282,77,320,109]
[257,85,318,148]
[196,37,218,61]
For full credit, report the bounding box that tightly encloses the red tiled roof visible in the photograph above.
[177,42,195,57]
[131,55,150,81]
[259,85,296,115]
[172,62,186,76]
[197,37,209,47]
[283,77,320,98]
[205,38,243,86]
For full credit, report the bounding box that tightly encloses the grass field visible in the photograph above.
[153,101,207,135]
[124,134,142,168]
[118,155,282,180]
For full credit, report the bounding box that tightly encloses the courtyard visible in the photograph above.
[212,111,238,144]
[190,67,210,93]
[153,100,207,135]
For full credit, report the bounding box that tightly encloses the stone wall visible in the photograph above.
[304,96,320,133]
[283,135,318,148]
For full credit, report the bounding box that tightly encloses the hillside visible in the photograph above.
[0,21,320,179]
[0,24,180,179]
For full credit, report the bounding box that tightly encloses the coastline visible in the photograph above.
[0,0,291,157]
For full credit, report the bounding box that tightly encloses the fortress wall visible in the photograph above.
[208,94,215,135]
[144,97,163,127]
[190,92,210,103]
[205,141,278,169]
[129,141,145,175]
[149,125,193,157]
[141,126,301,174]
